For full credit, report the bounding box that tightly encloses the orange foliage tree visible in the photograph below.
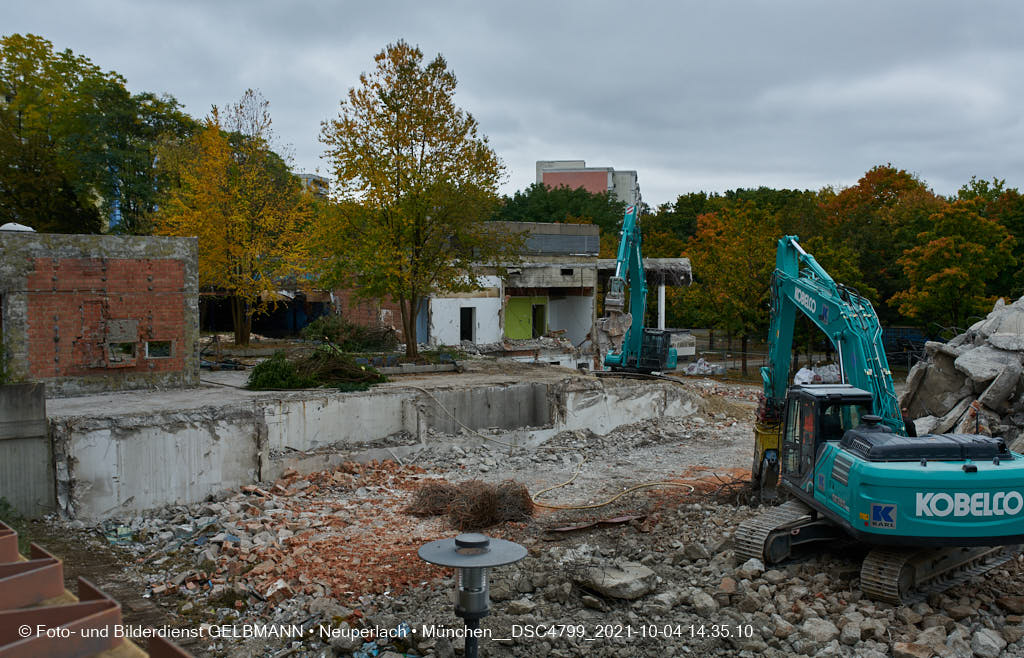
[892,201,1015,330]
[819,165,946,321]
[684,202,780,373]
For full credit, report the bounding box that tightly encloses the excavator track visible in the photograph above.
[861,544,1021,605]
[733,499,814,563]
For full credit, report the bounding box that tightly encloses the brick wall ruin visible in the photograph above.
[0,233,199,396]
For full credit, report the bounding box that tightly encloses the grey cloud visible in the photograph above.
[5,0,1024,205]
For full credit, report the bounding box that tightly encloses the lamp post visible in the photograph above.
[418,533,527,658]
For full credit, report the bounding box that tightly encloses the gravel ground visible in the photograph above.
[28,376,1024,658]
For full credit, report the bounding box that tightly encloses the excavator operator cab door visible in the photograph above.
[781,396,818,491]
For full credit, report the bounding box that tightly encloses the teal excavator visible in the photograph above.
[598,204,677,373]
[737,236,1024,603]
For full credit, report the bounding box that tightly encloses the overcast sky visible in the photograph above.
[5,1,1023,207]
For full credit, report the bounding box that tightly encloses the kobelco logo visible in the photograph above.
[794,288,816,314]
[916,491,1024,517]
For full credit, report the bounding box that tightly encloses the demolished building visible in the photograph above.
[0,231,199,396]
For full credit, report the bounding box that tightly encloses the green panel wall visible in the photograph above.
[506,296,547,339]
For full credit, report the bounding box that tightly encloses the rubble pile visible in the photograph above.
[117,462,462,610]
[382,499,1024,658]
[902,297,1024,449]
[63,376,1024,657]
[458,335,580,357]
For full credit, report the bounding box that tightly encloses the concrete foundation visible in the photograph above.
[48,376,701,520]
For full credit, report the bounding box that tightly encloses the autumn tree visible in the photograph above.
[891,201,1016,330]
[154,90,311,345]
[819,165,946,321]
[684,203,780,373]
[957,176,1024,298]
[319,41,518,357]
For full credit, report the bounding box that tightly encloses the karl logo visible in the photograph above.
[870,503,896,528]
[794,288,817,314]
[916,491,1024,518]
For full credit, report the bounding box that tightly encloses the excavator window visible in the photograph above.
[821,402,870,442]
[782,401,801,476]
[782,398,817,478]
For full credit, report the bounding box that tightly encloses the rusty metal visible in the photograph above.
[0,543,64,610]
[0,576,122,658]
[0,523,16,563]
[0,521,193,658]
[545,514,647,535]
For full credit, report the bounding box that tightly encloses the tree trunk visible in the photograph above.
[400,296,419,359]
[709,329,715,350]
[230,296,252,346]
[741,334,749,376]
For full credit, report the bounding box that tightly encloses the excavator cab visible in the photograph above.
[779,384,873,492]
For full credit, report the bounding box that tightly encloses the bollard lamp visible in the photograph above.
[418,533,527,658]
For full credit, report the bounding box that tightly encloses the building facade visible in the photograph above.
[536,160,640,206]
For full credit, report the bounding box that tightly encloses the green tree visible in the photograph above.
[891,201,1015,330]
[0,33,194,233]
[155,90,311,345]
[319,41,519,357]
[957,176,1024,298]
[492,182,626,236]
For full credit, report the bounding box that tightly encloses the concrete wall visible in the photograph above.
[0,233,199,396]
[48,377,702,520]
[549,294,594,345]
[506,261,598,289]
[0,383,53,518]
[428,276,503,346]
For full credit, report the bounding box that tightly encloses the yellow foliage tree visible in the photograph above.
[154,90,311,345]
[318,41,519,357]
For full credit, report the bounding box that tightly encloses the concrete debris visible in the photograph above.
[971,627,1008,658]
[902,296,1024,450]
[794,364,841,385]
[683,357,727,376]
[29,373,1024,657]
[576,562,658,600]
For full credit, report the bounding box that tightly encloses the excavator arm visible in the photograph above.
[761,236,904,434]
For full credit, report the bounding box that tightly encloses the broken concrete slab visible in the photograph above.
[577,562,657,600]
[903,350,968,418]
[976,298,1024,351]
[955,345,1021,386]
[931,396,975,435]
[978,360,1022,410]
